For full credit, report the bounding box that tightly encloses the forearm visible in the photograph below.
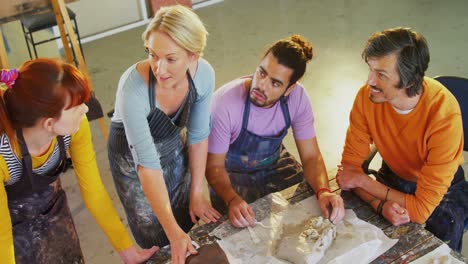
[188,139,208,196]
[358,175,406,207]
[303,154,330,192]
[205,165,238,205]
[80,186,133,251]
[353,187,382,211]
[138,166,181,238]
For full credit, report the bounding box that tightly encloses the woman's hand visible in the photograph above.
[189,193,221,224]
[168,229,198,264]
[118,245,159,264]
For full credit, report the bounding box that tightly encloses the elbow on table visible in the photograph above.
[407,199,434,224]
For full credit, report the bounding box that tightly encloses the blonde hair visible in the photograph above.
[142,5,208,56]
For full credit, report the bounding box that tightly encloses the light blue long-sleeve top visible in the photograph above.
[111,58,215,171]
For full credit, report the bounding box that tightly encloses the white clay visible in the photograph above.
[276,216,337,264]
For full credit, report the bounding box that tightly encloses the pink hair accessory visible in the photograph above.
[0,69,19,89]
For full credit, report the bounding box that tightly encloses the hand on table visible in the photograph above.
[382,201,410,226]
[189,194,221,224]
[228,196,256,228]
[168,229,198,264]
[118,245,159,264]
[318,191,345,224]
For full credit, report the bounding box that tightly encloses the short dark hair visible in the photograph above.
[362,27,430,97]
[263,34,313,87]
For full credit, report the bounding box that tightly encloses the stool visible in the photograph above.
[20,7,84,64]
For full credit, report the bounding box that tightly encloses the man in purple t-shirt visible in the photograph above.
[206,35,345,228]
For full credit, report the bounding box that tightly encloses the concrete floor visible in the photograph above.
[3,0,468,262]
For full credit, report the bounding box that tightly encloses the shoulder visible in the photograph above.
[211,79,248,122]
[70,116,91,144]
[0,134,9,149]
[213,78,248,106]
[422,77,461,119]
[350,84,371,109]
[119,64,139,84]
[116,64,148,101]
[194,58,215,85]
[0,134,14,156]
[118,64,146,96]
[195,58,215,79]
[286,82,313,109]
[287,82,309,100]
[192,58,215,98]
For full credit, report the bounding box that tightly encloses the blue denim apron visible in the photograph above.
[211,94,303,212]
[6,130,83,264]
[108,70,196,248]
[376,161,468,251]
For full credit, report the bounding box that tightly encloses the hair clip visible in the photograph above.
[0,69,19,89]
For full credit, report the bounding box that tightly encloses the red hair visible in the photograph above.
[0,58,90,142]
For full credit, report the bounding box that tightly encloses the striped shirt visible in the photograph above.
[0,134,71,186]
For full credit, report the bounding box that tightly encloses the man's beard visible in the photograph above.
[250,87,269,107]
[249,87,285,107]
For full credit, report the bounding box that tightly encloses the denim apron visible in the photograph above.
[5,130,83,264]
[377,161,468,251]
[108,70,196,248]
[211,94,303,212]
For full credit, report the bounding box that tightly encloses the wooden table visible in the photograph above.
[147,178,466,263]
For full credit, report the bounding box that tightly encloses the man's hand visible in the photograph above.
[118,245,159,264]
[318,192,345,224]
[189,193,221,224]
[336,165,367,191]
[381,201,410,226]
[228,196,256,228]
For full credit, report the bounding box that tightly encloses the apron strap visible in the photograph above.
[15,129,67,192]
[280,96,291,128]
[148,68,156,110]
[16,129,34,190]
[147,69,195,112]
[241,87,251,130]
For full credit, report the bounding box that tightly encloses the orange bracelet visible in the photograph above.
[315,187,332,200]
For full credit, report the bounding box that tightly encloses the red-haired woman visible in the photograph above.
[0,59,158,264]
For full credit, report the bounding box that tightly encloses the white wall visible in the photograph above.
[68,0,143,37]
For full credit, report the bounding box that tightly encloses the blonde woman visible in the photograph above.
[108,5,220,263]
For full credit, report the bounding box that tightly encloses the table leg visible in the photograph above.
[51,0,109,142]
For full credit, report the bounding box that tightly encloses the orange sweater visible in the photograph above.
[341,77,464,224]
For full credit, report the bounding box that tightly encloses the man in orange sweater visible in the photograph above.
[336,27,467,251]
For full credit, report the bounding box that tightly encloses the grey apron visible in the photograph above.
[5,130,83,264]
[210,93,303,213]
[108,69,196,248]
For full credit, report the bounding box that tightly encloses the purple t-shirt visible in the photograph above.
[208,77,316,154]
